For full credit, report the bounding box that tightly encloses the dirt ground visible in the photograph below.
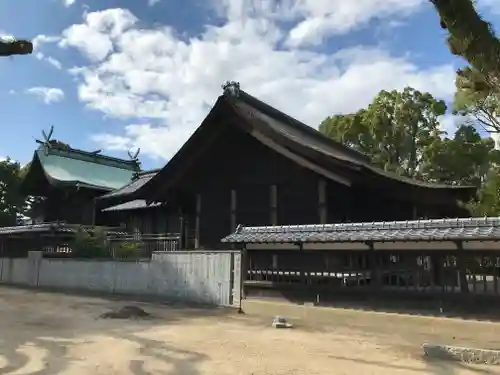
[1,287,500,375]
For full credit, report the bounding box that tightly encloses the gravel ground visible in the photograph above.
[0,286,499,375]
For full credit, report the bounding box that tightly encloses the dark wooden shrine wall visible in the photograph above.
[42,188,102,225]
[108,208,181,235]
[176,123,325,247]
[151,122,452,248]
[342,186,417,223]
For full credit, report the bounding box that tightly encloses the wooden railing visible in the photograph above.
[107,233,181,255]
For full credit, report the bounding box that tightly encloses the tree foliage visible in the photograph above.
[70,227,110,258]
[320,87,500,215]
[422,124,500,186]
[430,0,500,214]
[319,87,446,178]
[466,166,500,216]
[453,66,500,133]
[0,158,28,226]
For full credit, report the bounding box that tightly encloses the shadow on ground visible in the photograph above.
[423,357,497,375]
[322,354,497,375]
[0,287,234,375]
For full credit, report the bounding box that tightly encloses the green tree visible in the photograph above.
[0,158,27,226]
[433,1,500,137]
[71,227,110,258]
[422,124,500,186]
[466,166,500,216]
[453,66,500,133]
[319,87,446,178]
[430,0,500,92]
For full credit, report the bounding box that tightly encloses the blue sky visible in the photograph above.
[0,0,499,170]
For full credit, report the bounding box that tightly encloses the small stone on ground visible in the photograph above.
[99,305,152,320]
[272,316,293,328]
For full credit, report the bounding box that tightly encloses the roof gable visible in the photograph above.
[139,83,476,203]
[21,145,141,193]
[231,91,370,166]
[227,90,475,192]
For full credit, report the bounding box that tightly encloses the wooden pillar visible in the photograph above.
[91,198,97,226]
[369,242,380,292]
[241,248,248,299]
[318,179,327,224]
[230,190,237,232]
[456,241,469,294]
[270,185,277,226]
[150,210,157,234]
[195,194,201,249]
[178,207,184,249]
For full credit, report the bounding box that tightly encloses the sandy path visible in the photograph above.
[0,287,498,375]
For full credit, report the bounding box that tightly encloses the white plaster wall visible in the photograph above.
[0,258,29,284]
[38,260,115,292]
[0,251,241,307]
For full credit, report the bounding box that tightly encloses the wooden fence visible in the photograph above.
[243,249,500,313]
[0,250,242,307]
[0,223,181,259]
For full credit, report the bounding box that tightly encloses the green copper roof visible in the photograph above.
[23,145,140,192]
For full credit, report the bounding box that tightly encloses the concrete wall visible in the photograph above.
[0,251,241,307]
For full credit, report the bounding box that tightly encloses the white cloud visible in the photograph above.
[32,34,60,50]
[45,56,63,69]
[63,0,75,7]
[25,87,65,104]
[35,52,62,69]
[0,32,15,41]
[148,0,160,5]
[214,0,424,47]
[478,0,500,15]
[59,9,137,62]
[59,6,456,160]
[439,114,462,137]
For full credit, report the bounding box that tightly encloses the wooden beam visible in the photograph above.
[195,193,201,249]
[230,190,237,232]
[270,184,278,226]
[318,178,327,224]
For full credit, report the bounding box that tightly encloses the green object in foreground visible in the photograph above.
[0,40,33,56]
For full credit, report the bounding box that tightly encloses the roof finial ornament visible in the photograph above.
[127,147,140,161]
[127,147,142,173]
[35,125,55,155]
[222,81,241,97]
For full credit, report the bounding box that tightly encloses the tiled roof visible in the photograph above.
[0,223,127,236]
[102,199,162,212]
[139,83,476,205]
[221,217,500,244]
[231,90,474,191]
[22,146,140,192]
[99,169,159,200]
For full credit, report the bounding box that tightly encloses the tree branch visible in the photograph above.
[430,0,500,86]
